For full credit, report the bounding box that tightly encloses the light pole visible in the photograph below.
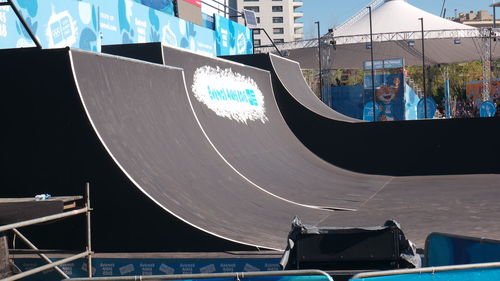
[368,6,376,121]
[315,21,323,100]
[419,17,428,118]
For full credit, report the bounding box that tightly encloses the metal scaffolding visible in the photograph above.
[256,29,488,53]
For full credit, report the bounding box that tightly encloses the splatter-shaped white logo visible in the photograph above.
[192,66,268,124]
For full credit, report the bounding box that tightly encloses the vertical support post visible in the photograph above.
[494,6,497,29]
[251,29,255,54]
[419,17,428,118]
[490,28,493,78]
[480,28,491,102]
[224,0,227,18]
[443,66,451,118]
[315,21,323,101]
[368,6,376,121]
[85,182,92,278]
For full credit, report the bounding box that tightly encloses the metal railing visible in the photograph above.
[352,261,500,279]
[252,28,283,56]
[201,0,244,18]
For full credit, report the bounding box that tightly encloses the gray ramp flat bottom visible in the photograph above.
[320,174,500,247]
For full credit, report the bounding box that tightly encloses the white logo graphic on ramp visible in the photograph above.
[192,66,268,124]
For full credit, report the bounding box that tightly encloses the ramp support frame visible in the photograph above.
[0,183,93,280]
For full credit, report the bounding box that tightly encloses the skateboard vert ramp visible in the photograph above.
[226,53,500,176]
[0,47,332,251]
[104,43,392,211]
[101,44,500,247]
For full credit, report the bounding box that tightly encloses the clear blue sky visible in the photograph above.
[301,0,497,39]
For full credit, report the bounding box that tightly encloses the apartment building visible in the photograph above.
[450,10,498,28]
[234,0,304,46]
[203,0,234,17]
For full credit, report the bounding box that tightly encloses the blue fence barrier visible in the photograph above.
[354,266,500,281]
[426,233,500,267]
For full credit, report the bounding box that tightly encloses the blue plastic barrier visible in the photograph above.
[426,233,500,267]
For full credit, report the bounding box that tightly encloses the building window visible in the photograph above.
[272,6,283,12]
[274,39,284,43]
[256,17,260,23]
[254,39,261,46]
[272,17,283,23]
[273,28,284,34]
[244,6,259,12]
[253,29,261,35]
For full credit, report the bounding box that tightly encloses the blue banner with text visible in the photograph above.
[2,0,216,56]
[2,0,100,51]
[214,14,252,56]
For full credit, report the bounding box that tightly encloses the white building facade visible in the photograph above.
[202,0,233,17]
[234,0,304,46]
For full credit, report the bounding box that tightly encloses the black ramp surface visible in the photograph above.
[224,53,358,122]
[269,54,358,122]
[103,44,390,210]
[0,48,329,251]
[158,46,391,210]
[227,53,500,176]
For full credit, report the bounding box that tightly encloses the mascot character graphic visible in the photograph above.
[375,77,400,121]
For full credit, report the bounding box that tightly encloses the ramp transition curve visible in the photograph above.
[226,53,500,176]
[2,45,500,251]
[103,43,500,247]
[0,48,331,251]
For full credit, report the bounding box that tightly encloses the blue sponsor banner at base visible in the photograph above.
[13,256,286,280]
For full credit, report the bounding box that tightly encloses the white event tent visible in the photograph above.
[274,0,499,70]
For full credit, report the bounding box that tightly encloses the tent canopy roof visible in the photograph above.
[334,0,476,38]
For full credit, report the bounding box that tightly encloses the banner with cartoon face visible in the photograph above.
[363,59,405,121]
